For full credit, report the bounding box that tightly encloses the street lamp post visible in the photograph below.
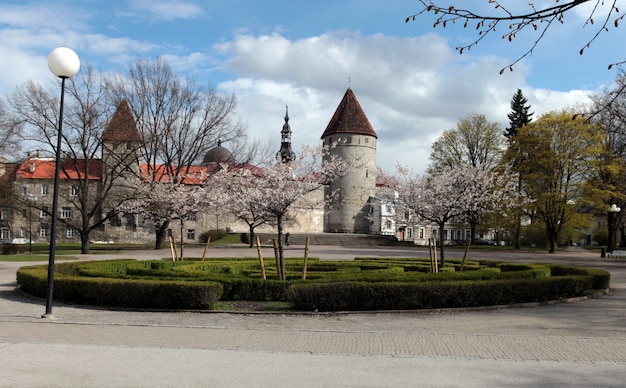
[608,204,621,255]
[43,47,80,319]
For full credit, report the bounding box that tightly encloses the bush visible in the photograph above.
[199,229,228,243]
[16,262,222,310]
[2,243,20,255]
[286,271,608,312]
[593,229,608,246]
[15,258,610,312]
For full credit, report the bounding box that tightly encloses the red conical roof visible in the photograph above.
[321,88,377,139]
[103,100,142,142]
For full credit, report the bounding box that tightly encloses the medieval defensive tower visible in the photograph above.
[321,88,377,234]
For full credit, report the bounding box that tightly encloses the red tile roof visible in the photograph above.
[15,158,260,185]
[140,163,261,184]
[321,88,377,139]
[16,159,103,180]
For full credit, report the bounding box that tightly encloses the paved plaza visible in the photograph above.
[0,245,624,387]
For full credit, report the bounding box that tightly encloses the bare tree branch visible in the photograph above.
[407,1,623,73]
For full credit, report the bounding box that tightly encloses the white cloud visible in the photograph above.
[216,31,596,173]
[128,0,204,21]
[0,1,600,175]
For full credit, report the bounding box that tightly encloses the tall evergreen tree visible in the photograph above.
[505,89,533,249]
[505,89,533,139]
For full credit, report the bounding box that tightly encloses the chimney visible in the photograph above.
[30,163,36,173]
[36,149,41,158]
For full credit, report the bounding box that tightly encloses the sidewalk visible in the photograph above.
[1,245,624,387]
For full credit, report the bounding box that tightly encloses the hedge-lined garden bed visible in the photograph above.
[16,257,610,311]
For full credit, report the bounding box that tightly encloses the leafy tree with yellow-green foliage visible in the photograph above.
[505,110,603,253]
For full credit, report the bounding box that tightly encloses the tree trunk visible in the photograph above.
[514,216,521,250]
[277,214,285,280]
[179,218,184,260]
[155,220,170,249]
[249,224,255,248]
[438,223,446,268]
[546,226,557,253]
[80,231,90,254]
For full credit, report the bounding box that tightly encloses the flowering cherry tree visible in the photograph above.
[123,169,220,251]
[396,165,511,267]
[213,165,270,248]
[218,145,350,279]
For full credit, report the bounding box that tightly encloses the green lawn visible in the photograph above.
[0,234,247,262]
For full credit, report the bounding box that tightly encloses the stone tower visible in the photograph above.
[276,105,296,163]
[102,100,142,175]
[321,88,377,234]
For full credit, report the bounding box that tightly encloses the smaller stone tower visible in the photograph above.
[276,105,296,163]
[102,100,142,179]
[321,88,377,234]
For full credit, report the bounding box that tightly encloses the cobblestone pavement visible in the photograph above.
[0,246,624,387]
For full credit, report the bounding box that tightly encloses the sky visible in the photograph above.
[1,0,625,173]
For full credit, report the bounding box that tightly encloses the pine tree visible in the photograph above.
[505,89,533,249]
[505,89,533,139]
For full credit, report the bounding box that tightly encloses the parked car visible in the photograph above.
[473,237,496,246]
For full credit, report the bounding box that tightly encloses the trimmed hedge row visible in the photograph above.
[17,263,222,310]
[15,258,610,311]
[286,264,610,311]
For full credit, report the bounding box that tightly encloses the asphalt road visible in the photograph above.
[0,245,624,387]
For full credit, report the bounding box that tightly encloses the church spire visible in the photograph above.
[277,105,296,163]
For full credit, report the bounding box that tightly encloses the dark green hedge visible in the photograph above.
[17,264,222,310]
[285,264,610,312]
[15,259,610,312]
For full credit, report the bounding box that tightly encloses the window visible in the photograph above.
[124,213,136,227]
[70,185,79,197]
[0,208,8,220]
[187,229,195,240]
[40,227,48,238]
[419,228,424,239]
[40,207,50,219]
[386,220,392,229]
[67,228,75,238]
[41,184,49,195]
[1,228,10,240]
[20,228,27,238]
[187,213,197,221]
[21,186,27,196]
[61,207,72,219]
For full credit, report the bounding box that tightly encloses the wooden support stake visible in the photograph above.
[256,235,266,280]
[302,236,310,280]
[169,236,176,261]
[201,236,211,261]
[428,238,435,272]
[273,238,282,280]
[172,236,179,261]
[460,238,471,272]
